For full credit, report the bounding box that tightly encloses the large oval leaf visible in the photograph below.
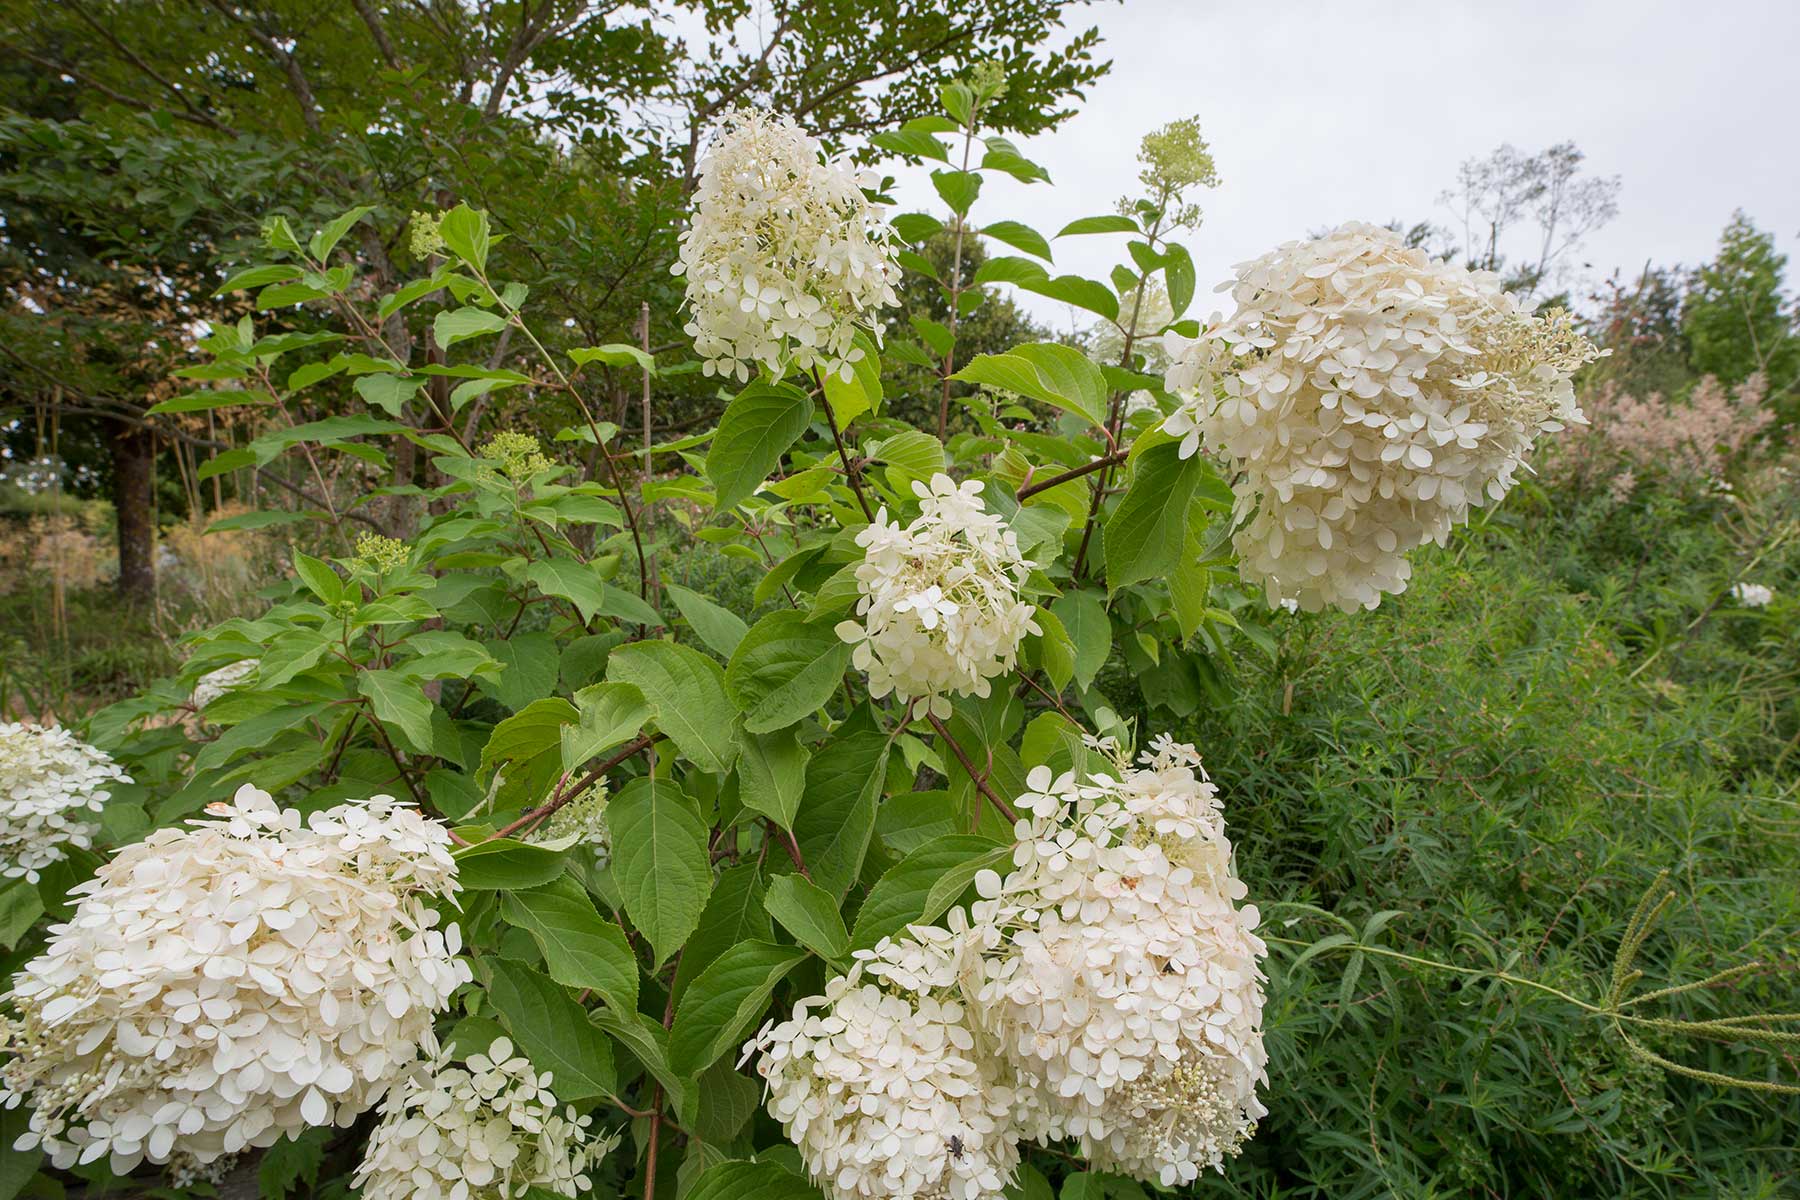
[1103,440,1205,593]
[560,681,651,772]
[499,876,638,1014]
[851,834,1009,949]
[485,961,615,1101]
[793,732,890,899]
[672,863,771,998]
[705,380,813,510]
[606,641,739,773]
[725,611,853,733]
[951,343,1107,427]
[667,940,805,1076]
[452,836,569,891]
[763,874,850,961]
[685,1161,823,1200]
[737,728,811,830]
[608,777,713,965]
[1051,590,1112,691]
[665,583,749,658]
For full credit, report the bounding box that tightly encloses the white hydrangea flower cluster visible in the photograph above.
[353,1037,616,1200]
[1162,221,1603,612]
[1731,581,1774,608]
[744,734,1267,1191]
[742,925,1024,1200]
[0,784,472,1173]
[531,782,611,869]
[673,107,900,383]
[190,659,258,710]
[966,734,1269,1187]
[835,475,1040,720]
[1091,278,1176,374]
[0,723,131,883]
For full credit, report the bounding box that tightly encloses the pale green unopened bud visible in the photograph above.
[477,431,555,481]
[355,533,409,575]
[408,210,447,260]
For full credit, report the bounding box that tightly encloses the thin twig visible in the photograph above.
[819,378,874,520]
[926,712,1018,824]
[1016,672,1079,724]
[490,734,656,840]
[1072,202,1170,577]
[1017,448,1130,501]
[365,706,429,808]
[770,820,812,880]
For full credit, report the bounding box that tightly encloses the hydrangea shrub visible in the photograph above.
[2,71,1781,1200]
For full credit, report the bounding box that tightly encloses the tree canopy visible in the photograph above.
[0,0,1110,597]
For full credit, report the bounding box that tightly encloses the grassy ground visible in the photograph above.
[0,506,281,722]
[0,585,185,722]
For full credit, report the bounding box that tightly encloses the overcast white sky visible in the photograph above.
[887,0,1800,335]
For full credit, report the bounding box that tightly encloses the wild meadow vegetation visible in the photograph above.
[1,4,1798,1200]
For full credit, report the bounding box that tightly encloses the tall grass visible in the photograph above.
[1154,472,1800,1197]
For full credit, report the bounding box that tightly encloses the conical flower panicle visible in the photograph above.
[1163,222,1602,613]
[1,784,472,1173]
[674,107,900,383]
[967,735,1270,1187]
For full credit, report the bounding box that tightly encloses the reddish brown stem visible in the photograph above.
[490,734,656,840]
[1016,671,1079,724]
[643,1088,664,1200]
[926,712,1018,824]
[771,820,813,880]
[1018,447,1131,501]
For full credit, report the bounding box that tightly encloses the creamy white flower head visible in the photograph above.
[1091,279,1176,374]
[531,782,611,869]
[0,723,130,883]
[1730,581,1774,608]
[673,107,900,383]
[190,659,258,711]
[967,735,1268,1187]
[0,784,472,1174]
[354,1036,616,1200]
[743,923,1022,1200]
[1161,222,1603,613]
[836,474,1040,720]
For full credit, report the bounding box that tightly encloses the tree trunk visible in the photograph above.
[111,420,156,604]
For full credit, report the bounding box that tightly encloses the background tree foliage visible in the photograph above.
[1682,210,1800,401]
[0,0,1109,597]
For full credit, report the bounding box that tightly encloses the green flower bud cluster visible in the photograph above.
[478,432,555,482]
